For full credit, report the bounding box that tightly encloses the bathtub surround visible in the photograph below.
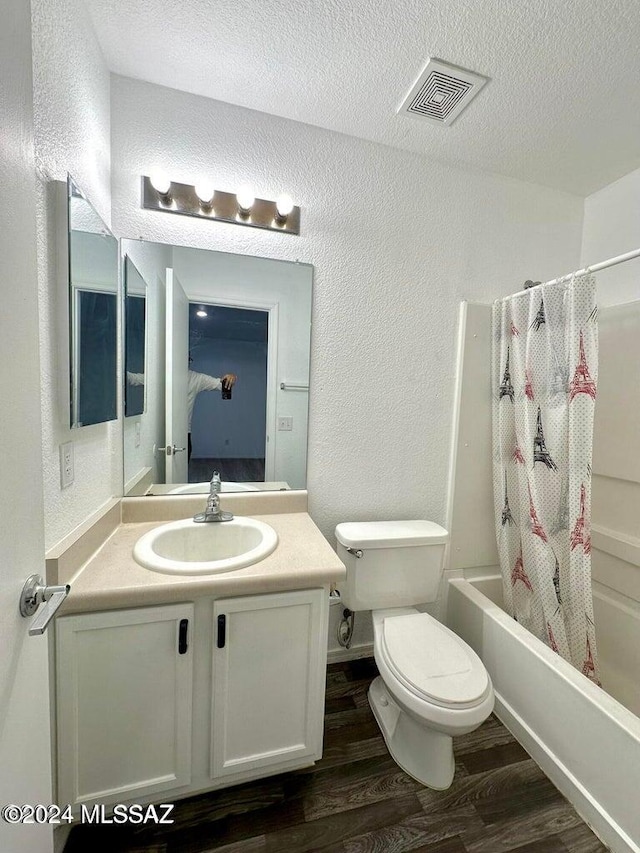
[590,302,640,714]
[492,276,600,679]
[581,167,640,717]
[446,302,500,585]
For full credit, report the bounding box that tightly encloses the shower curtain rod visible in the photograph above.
[506,245,640,300]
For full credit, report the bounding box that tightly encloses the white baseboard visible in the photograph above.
[494,692,638,853]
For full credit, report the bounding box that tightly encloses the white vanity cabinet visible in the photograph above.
[210,589,327,779]
[55,588,328,809]
[56,603,194,808]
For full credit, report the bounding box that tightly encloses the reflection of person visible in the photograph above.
[188,370,237,460]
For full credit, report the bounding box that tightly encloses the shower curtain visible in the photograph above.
[492,274,600,683]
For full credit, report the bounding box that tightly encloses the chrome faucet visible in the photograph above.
[193,471,233,523]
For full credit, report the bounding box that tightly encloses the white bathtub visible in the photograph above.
[447,576,640,853]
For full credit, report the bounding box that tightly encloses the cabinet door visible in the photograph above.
[56,604,193,807]
[211,589,327,779]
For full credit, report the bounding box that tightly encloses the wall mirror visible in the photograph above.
[124,255,147,418]
[121,240,312,496]
[67,175,118,428]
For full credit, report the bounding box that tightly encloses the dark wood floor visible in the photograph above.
[64,659,608,853]
[189,457,265,483]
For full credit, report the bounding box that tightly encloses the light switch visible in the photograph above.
[277,416,293,431]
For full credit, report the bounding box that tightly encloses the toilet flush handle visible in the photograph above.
[346,547,363,558]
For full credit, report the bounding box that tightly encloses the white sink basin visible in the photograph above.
[168,482,259,495]
[133,517,278,575]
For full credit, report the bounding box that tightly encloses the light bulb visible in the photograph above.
[196,308,208,318]
[275,194,294,220]
[236,184,255,213]
[195,180,215,206]
[149,171,171,196]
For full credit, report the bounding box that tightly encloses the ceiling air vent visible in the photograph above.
[398,58,488,126]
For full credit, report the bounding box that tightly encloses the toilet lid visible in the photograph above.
[380,613,489,709]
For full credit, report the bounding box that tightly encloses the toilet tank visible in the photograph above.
[335,520,449,611]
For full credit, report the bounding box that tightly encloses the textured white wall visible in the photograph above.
[32,0,119,548]
[0,1,53,849]
[581,168,640,710]
[447,303,498,573]
[112,76,584,541]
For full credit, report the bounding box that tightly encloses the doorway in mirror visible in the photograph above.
[188,303,268,484]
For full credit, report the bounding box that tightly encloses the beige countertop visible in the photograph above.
[59,510,346,615]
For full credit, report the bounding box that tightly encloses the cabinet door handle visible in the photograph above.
[178,619,189,654]
[217,614,226,648]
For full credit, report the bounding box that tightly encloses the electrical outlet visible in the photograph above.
[60,441,74,488]
[278,416,293,431]
[135,421,141,447]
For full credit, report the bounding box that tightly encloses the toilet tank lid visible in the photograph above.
[335,520,449,549]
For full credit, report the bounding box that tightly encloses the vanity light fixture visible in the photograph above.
[196,308,208,318]
[149,171,172,203]
[141,176,300,235]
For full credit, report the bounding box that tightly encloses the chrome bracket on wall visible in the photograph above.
[280,382,309,391]
[19,574,70,636]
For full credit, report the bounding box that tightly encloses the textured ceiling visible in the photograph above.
[86,0,640,195]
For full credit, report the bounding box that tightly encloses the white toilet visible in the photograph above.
[335,520,494,790]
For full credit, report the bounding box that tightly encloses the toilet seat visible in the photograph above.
[379,612,490,710]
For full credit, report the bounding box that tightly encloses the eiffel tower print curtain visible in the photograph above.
[492,274,600,684]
